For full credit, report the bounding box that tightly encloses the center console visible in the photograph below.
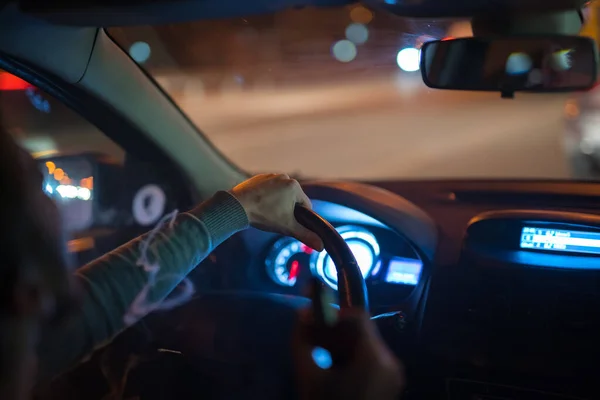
[418,210,600,399]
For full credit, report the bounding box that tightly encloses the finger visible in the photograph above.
[290,222,324,252]
[310,278,338,328]
[294,185,313,210]
[290,186,324,250]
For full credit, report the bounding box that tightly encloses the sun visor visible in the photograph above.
[16,0,352,26]
[16,0,591,26]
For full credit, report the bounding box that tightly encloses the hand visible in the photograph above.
[292,282,404,400]
[230,174,324,251]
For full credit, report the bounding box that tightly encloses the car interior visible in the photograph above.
[1,0,600,399]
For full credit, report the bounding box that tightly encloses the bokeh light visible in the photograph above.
[129,41,152,64]
[565,100,580,119]
[53,168,65,181]
[551,49,573,71]
[345,23,369,45]
[54,184,92,200]
[396,48,421,72]
[350,6,373,24]
[80,176,94,190]
[332,40,358,63]
[311,347,333,369]
[56,184,78,199]
[78,187,92,201]
[45,161,56,174]
[506,52,532,75]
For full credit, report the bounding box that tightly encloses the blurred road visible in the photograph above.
[176,75,573,180]
[13,73,573,181]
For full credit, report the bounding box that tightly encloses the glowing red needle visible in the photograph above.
[289,260,299,281]
[301,244,313,254]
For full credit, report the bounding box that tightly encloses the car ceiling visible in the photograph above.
[5,0,590,26]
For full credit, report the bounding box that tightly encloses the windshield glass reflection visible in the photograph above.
[107,7,592,180]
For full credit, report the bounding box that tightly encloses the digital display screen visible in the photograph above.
[520,226,600,255]
[385,257,422,285]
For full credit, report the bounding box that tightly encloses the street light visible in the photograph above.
[396,47,420,72]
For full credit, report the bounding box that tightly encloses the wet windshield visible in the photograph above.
[109,5,592,180]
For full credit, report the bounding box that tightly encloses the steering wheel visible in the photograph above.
[293,204,368,310]
[85,205,369,400]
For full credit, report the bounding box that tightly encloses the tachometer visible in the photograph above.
[311,226,380,290]
[265,237,312,287]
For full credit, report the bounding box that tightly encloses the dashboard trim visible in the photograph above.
[468,209,600,226]
[303,181,438,261]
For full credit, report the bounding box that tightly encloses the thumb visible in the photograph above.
[290,222,324,252]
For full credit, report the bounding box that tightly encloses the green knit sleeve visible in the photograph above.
[36,191,248,383]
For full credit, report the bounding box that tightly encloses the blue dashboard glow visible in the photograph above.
[520,226,600,255]
[313,226,380,290]
[323,240,375,283]
[385,257,422,285]
[311,200,386,228]
[311,347,333,369]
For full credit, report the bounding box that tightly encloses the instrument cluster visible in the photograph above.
[264,224,423,291]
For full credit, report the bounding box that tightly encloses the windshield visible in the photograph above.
[109,6,588,181]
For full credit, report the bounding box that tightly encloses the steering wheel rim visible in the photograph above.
[294,204,369,311]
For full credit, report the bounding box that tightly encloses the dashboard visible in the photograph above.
[45,179,600,400]
[372,180,600,400]
[215,180,600,399]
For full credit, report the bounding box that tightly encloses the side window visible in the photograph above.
[0,70,182,267]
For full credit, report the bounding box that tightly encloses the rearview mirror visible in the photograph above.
[420,36,598,97]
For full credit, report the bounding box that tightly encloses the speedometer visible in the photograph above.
[311,226,380,290]
[265,237,312,287]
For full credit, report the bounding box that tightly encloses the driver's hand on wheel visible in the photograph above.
[231,173,324,251]
[292,281,404,400]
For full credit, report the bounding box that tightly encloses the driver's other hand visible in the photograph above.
[230,174,324,251]
[293,304,404,399]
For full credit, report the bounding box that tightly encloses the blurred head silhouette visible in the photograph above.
[0,120,75,400]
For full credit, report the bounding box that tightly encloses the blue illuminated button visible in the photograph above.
[311,347,333,369]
